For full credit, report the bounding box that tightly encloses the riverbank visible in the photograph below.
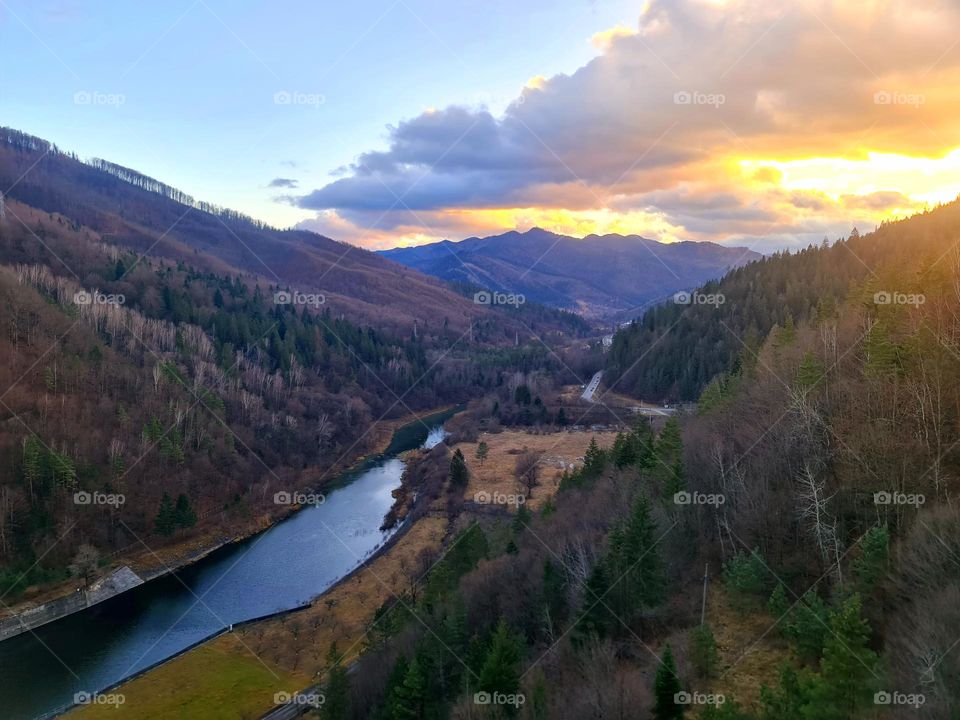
[0,406,456,638]
[65,425,615,719]
[68,513,450,719]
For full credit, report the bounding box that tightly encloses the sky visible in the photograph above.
[2,0,959,254]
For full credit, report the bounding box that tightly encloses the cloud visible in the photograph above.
[295,0,960,250]
[268,177,299,188]
[590,24,638,50]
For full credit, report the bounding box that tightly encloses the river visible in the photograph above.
[0,409,456,719]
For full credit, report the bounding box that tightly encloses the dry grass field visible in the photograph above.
[454,428,619,510]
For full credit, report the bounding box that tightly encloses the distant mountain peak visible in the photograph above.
[380,228,761,321]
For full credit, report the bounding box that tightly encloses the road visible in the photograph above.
[633,406,676,417]
[581,371,603,401]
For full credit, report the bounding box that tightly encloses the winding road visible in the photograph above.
[581,371,603,401]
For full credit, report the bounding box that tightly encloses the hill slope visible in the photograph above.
[606,198,960,401]
[0,129,588,601]
[380,227,761,320]
[0,128,483,337]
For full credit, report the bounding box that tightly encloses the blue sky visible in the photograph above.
[1,0,637,229]
[3,1,959,251]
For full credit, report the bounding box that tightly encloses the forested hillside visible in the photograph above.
[0,128,585,339]
[0,137,587,599]
[607,200,960,401]
[316,198,960,719]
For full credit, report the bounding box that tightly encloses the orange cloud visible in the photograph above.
[295,0,960,252]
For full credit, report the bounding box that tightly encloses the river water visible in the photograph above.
[0,409,455,719]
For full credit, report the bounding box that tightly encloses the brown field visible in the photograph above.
[455,428,619,510]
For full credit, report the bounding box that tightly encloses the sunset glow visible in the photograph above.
[292,0,960,251]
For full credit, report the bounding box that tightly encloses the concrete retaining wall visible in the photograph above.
[0,566,144,641]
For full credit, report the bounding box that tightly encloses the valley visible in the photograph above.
[2,2,959,716]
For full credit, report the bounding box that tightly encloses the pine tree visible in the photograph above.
[154,493,177,536]
[767,583,789,619]
[852,525,888,593]
[863,322,900,377]
[795,352,825,391]
[665,457,686,500]
[479,620,522,713]
[582,437,606,477]
[691,624,719,679]
[776,315,796,347]
[393,654,427,720]
[653,419,684,489]
[653,644,684,720]
[759,665,809,720]
[50,450,77,489]
[173,493,197,528]
[612,431,637,468]
[449,448,469,487]
[782,591,829,662]
[618,493,665,610]
[809,595,878,719]
[697,376,726,415]
[475,441,489,466]
[655,419,683,464]
[322,643,350,720]
[576,564,615,640]
[632,419,655,468]
[723,549,768,612]
[511,503,532,535]
[22,436,43,498]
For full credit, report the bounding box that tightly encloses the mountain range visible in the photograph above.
[380,227,761,321]
[0,128,503,339]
